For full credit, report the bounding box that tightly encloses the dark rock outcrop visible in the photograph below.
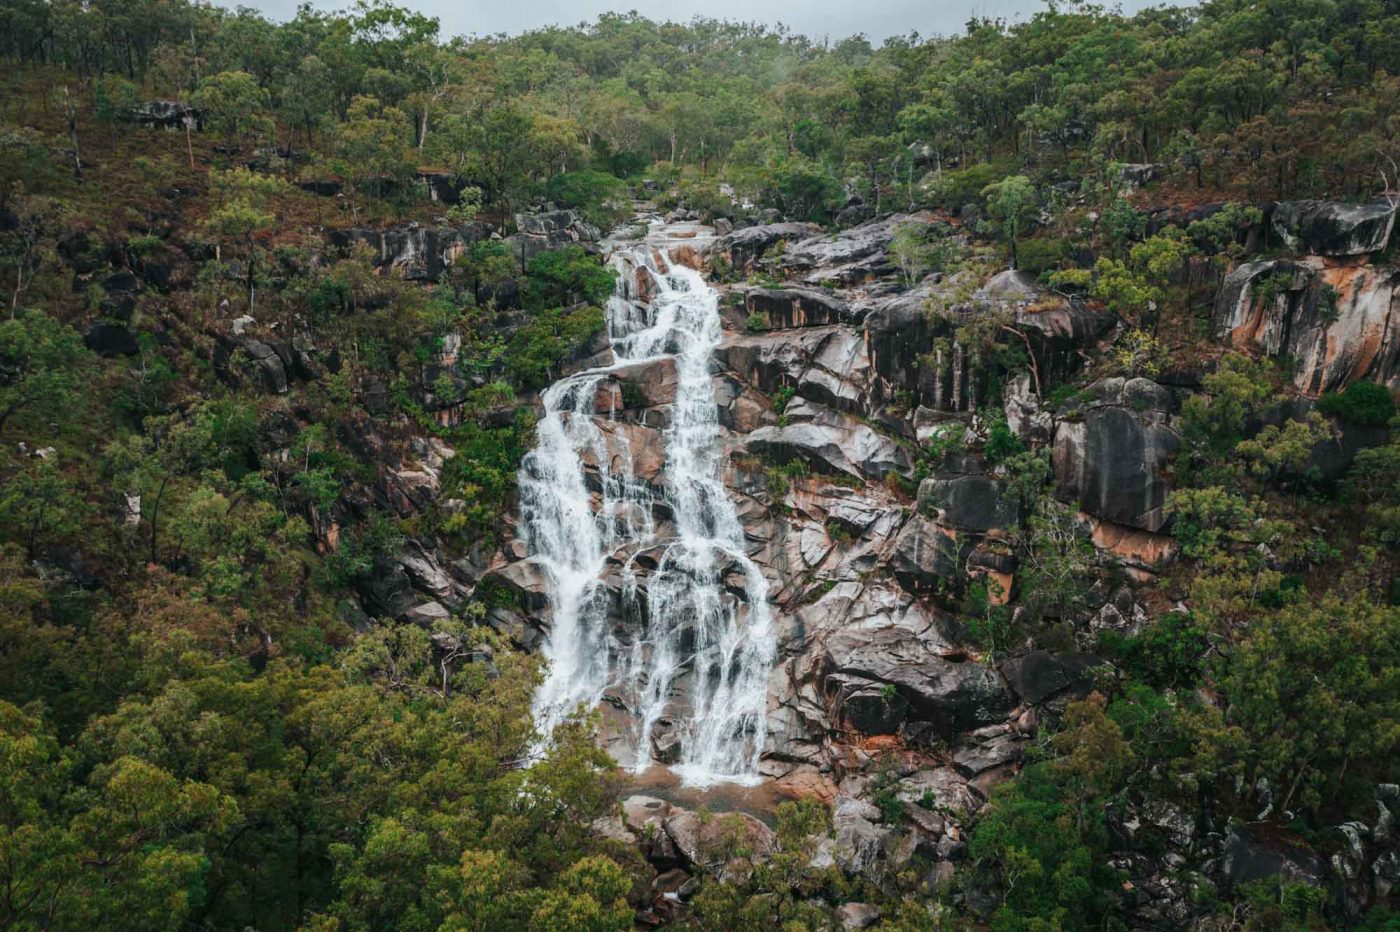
[327,222,493,282]
[1271,199,1397,256]
[742,286,852,329]
[710,222,823,271]
[1052,378,1179,531]
[123,100,202,131]
[84,322,139,357]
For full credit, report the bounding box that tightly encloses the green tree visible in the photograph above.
[1218,596,1400,819]
[982,175,1038,269]
[205,168,289,312]
[193,71,273,153]
[331,95,415,219]
[0,310,90,439]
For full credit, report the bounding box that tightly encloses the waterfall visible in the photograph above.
[521,221,774,787]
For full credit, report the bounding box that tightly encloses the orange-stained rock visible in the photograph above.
[1085,514,1178,569]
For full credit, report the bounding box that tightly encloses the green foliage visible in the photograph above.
[1216,595,1400,818]
[524,246,617,309]
[192,71,272,152]
[505,303,605,388]
[981,175,1037,269]
[983,411,1026,464]
[0,309,91,439]
[1099,612,1209,691]
[970,695,1130,930]
[544,170,625,228]
[1317,381,1396,426]
[757,158,843,222]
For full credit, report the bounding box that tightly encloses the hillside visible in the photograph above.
[2,0,1400,929]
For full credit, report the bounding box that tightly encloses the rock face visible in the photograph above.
[741,286,852,329]
[1052,378,1179,532]
[123,100,202,131]
[1271,200,1397,256]
[710,221,824,271]
[862,273,1114,413]
[1214,257,1400,395]
[327,222,493,282]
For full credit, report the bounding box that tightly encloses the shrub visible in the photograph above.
[1015,236,1070,276]
[1317,381,1396,426]
[544,170,625,228]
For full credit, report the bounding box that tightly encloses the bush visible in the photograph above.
[1317,381,1396,426]
[524,246,616,309]
[1015,236,1070,276]
[544,170,625,228]
[922,161,1012,210]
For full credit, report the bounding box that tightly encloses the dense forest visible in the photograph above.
[2,0,1400,928]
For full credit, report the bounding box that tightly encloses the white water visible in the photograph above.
[521,222,774,786]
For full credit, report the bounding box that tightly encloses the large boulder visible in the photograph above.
[710,222,823,271]
[1220,824,1324,888]
[777,213,938,283]
[718,327,872,415]
[663,807,777,872]
[821,593,1011,735]
[123,100,202,131]
[888,514,963,591]
[1271,200,1396,257]
[999,650,1103,705]
[742,286,852,329]
[1214,257,1400,395]
[1052,378,1179,532]
[918,473,1020,534]
[741,401,914,481]
[84,322,139,357]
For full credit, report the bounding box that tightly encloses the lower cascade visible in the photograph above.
[522,219,775,786]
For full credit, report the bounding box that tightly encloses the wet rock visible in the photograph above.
[594,357,679,414]
[1271,199,1397,256]
[1052,378,1178,531]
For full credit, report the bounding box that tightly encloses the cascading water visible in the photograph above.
[521,220,774,787]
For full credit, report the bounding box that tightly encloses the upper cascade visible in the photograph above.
[523,218,774,786]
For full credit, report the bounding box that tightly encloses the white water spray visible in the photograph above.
[521,222,774,786]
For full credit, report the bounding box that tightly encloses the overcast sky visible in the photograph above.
[223,0,1170,44]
